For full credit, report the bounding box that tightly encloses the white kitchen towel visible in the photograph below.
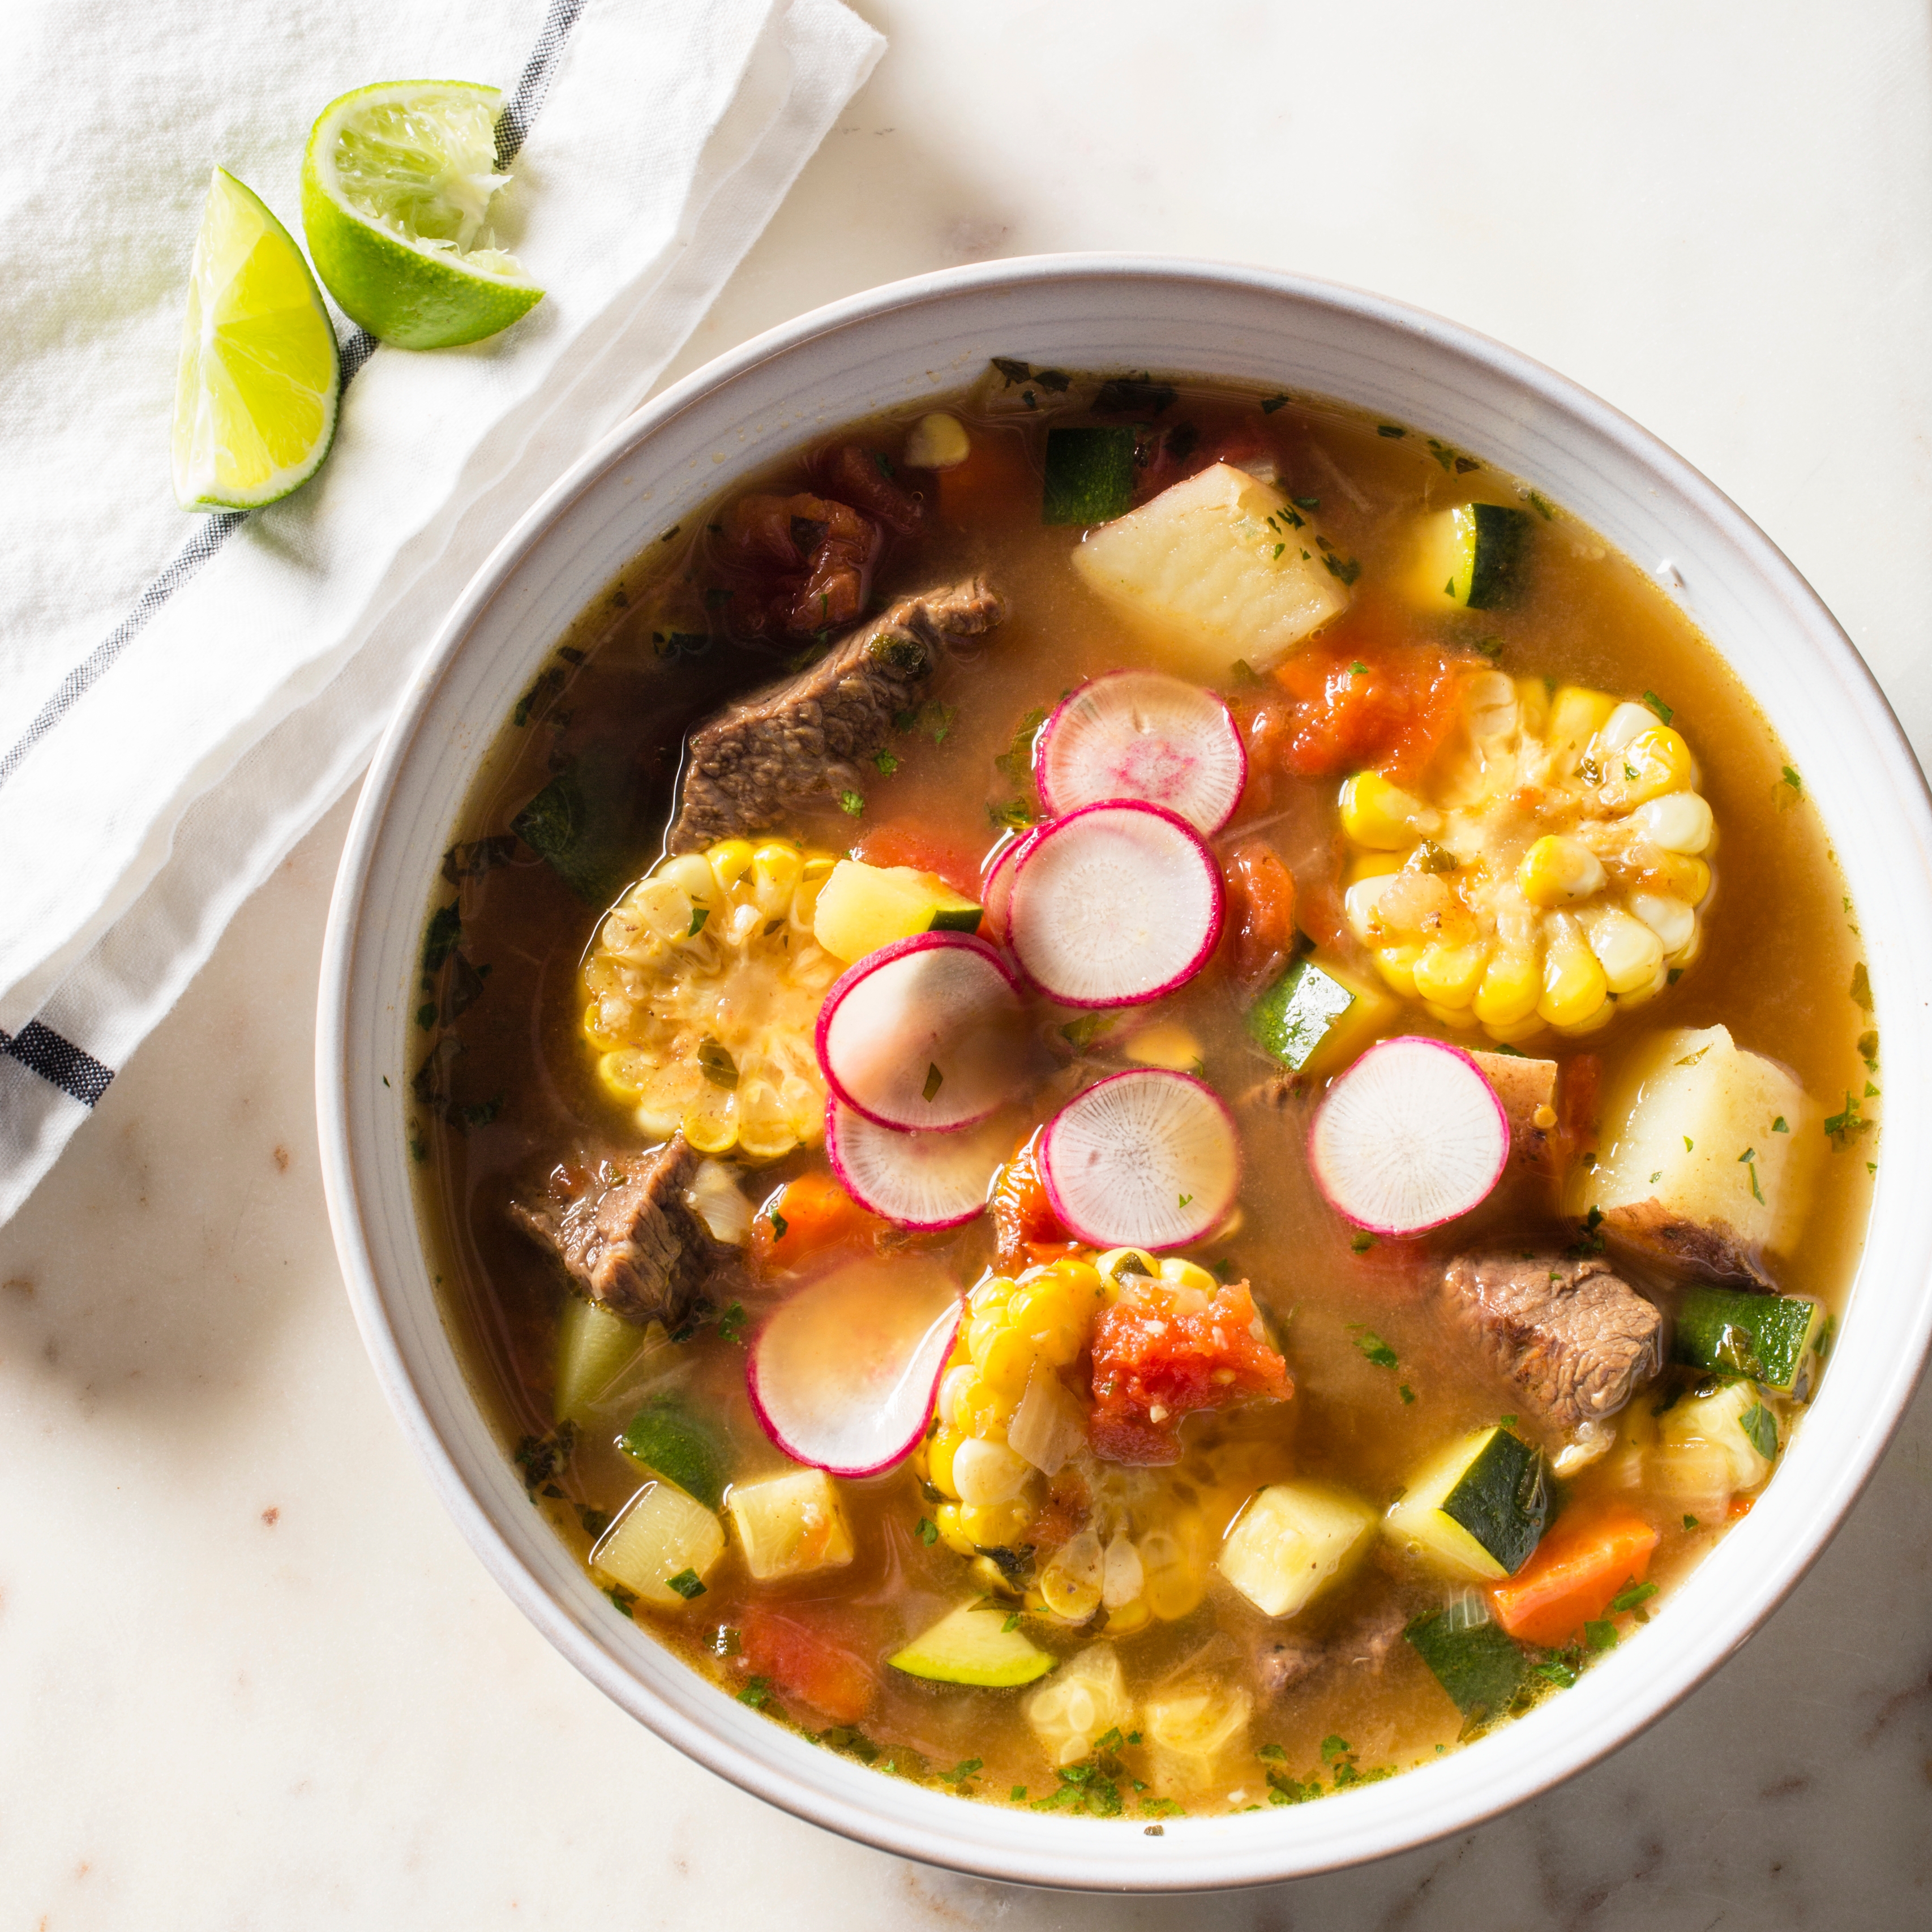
[0,0,883,1226]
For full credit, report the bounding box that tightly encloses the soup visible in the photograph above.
[414,365,1876,1819]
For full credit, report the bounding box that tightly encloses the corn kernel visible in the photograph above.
[1655,853,1711,905]
[955,1374,1013,1436]
[966,1309,1007,1366]
[1602,725,1693,808]
[1517,834,1607,908]
[1048,1257,1107,1305]
[969,1275,1015,1314]
[706,839,756,893]
[1597,700,1657,753]
[1423,999,1482,1030]
[961,1498,1033,1547]
[1515,676,1552,738]
[1412,937,1488,1007]
[1096,1248,1156,1283]
[927,1425,964,1498]
[1040,1530,1104,1621]
[1008,1276,1087,1368]
[1143,1561,1205,1622]
[1584,906,1665,995]
[954,1438,1031,1507]
[978,1324,1040,1403]
[935,1502,975,1557]
[1547,685,1617,754]
[1372,943,1424,999]
[1630,892,1695,955]
[1633,790,1713,855]
[1345,850,1404,884]
[1103,1598,1153,1637]
[1340,770,1442,850]
[904,411,971,470]
[749,842,804,912]
[1539,913,1609,1029]
[936,1364,975,1430]
[1481,1010,1551,1046]
[1473,945,1542,1027]
[1156,1257,1219,1294]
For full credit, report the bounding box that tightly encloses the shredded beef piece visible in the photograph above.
[666,576,1007,853]
[1440,1248,1663,1436]
[1251,1589,1416,1699]
[508,1134,717,1326]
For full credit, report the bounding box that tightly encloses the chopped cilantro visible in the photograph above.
[1376,424,1406,438]
[1850,962,1873,1010]
[1682,1514,1699,1531]
[1010,1785,1027,1802]
[1320,1734,1352,1763]
[766,1205,789,1241]
[838,789,866,817]
[1536,1658,1578,1688]
[1772,1116,1788,1133]
[688,905,710,937]
[1001,1610,1022,1633]
[939,1758,984,1784]
[716,1301,748,1344]
[1261,394,1290,414]
[1322,551,1362,586]
[1399,1383,1415,1404]
[922,1063,944,1102]
[1350,1232,1377,1254]
[1739,1402,1778,1459]
[1781,765,1804,795]
[665,1568,708,1600]
[916,1517,939,1546]
[415,1003,436,1030]
[713,1626,742,1656]
[987,797,1040,830]
[697,1036,739,1091]
[1667,967,1684,985]
[1348,1326,1399,1370]
[422,902,464,973]
[736,1676,772,1708]
[872,749,899,776]
[1641,691,1674,725]
[1257,1743,1286,1760]
[1610,1580,1659,1613]
[1525,489,1555,520]
[604,1584,637,1619]
[1583,1620,1617,1652]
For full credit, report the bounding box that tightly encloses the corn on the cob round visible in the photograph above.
[579,839,843,1159]
[1339,678,1717,1043]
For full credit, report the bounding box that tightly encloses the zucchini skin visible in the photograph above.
[1464,503,1529,609]
[1441,1428,1551,1575]
[1673,1286,1822,1393]
[1042,426,1137,526]
[1405,1608,1531,1717]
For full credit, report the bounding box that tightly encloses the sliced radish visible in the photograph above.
[816,931,1029,1131]
[980,827,1041,945]
[1006,801,1223,1009]
[1039,1068,1240,1250]
[825,1100,1014,1231]
[1034,671,1247,833]
[747,1256,963,1476]
[1308,1035,1510,1236]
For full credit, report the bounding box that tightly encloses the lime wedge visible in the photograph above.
[301,80,544,350]
[172,168,341,512]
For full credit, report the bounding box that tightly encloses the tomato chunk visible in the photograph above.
[851,825,982,902]
[1222,838,1297,993]
[1089,1276,1291,1464]
[1260,638,1473,785]
[990,1137,1068,1274]
[738,1604,875,1724]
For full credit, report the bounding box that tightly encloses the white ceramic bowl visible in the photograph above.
[318,256,1932,1891]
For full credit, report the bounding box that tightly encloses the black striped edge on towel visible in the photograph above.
[0,0,594,1112]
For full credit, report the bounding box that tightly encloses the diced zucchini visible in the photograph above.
[726,1467,855,1581]
[1658,1379,1776,1494]
[1025,1642,1132,1766]
[591,1480,725,1607]
[1574,1025,1821,1271]
[889,1601,1057,1687]
[1385,1427,1551,1581]
[1673,1287,1824,1394]
[554,1298,661,1423]
[1248,952,1399,1082]
[1409,503,1530,610]
[1069,462,1351,676]
[1404,1601,1531,1719]
[811,858,983,963]
[1141,1677,1253,1797]
[1216,1480,1378,1618]
[1042,426,1138,526]
[619,1395,729,1510]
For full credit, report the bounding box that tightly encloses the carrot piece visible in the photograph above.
[750,1173,883,1273]
[1489,1504,1660,1648]
[936,428,1036,527]
[989,1135,1066,1273]
[739,1605,875,1724]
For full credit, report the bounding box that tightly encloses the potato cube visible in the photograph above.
[1070,462,1350,678]
[590,1480,725,1607]
[727,1468,855,1581]
[812,859,980,963]
[1572,1025,1819,1276]
[1141,1677,1252,1797]
[1216,1480,1377,1617]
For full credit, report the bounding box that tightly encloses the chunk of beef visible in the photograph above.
[1440,1248,1662,1436]
[1252,1588,1415,1699]
[508,1134,718,1326]
[666,576,1007,853]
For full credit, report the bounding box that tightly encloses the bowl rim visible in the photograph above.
[318,251,1932,1891]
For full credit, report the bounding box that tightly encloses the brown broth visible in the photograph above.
[413,376,1875,1817]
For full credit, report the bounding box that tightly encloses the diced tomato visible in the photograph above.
[1028,1468,1092,1556]
[1089,1277,1291,1465]
[809,444,927,539]
[990,1136,1068,1274]
[1558,1054,1601,1161]
[738,1604,876,1724]
[1488,1505,1660,1648]
[936,428,1037,528]
[1222,839,1297,993]
[1262,637,1474,786]
[750,1172,884,1274]
[1130,423,1278,504]
[851,825,983,902]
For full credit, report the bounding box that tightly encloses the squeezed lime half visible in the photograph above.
[172,167,341,511]
[301,79,544,350]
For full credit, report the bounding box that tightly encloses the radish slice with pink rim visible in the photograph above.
[1308,1035,1511,1235]
[979,826,1041,945]
[747,1256,963,1476]
[816,931,1030,1131]
[1040,1068,1240,1250]
[1034,670,1247,833]
[1006,800,1224,1009]
[825,1099,1013,1231]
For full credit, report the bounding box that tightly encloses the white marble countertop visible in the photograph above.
[6,3,1932,1924]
